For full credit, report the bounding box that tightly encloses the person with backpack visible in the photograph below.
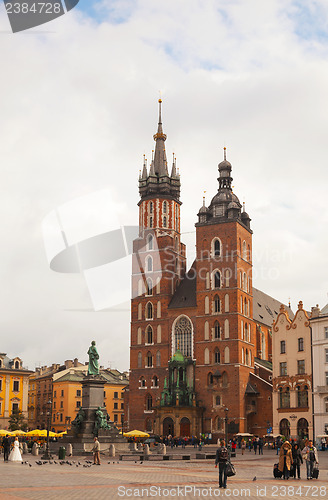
[215,439,229,489]
[302,441,319,480]
[291,443,303,479]
[278,441,293,479]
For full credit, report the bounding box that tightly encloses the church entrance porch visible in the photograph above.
[154,406,204,438]
[163,417,174,437]
[180,417,191,437]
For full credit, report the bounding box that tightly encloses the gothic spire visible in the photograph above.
[153,99,168,176]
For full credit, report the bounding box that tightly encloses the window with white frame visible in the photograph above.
[146,302,153,320]
[147,233,153,251]
[173,316,193,357]
[146,256,153,272]
[213,295,220,313]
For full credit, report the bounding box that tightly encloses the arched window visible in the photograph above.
[214,349,221,364]
[204,348,210,365]
[175,236,179,251]
[146,278,153,296]
[147,352,153,368]
[224,346,230,363]
[208,372,214,385]
[137,352,142,368]
[146,256,153,272]
[149,216,153,228]
[279,418,290,438]
[213,295,220,313]
[157,325,161,343]
[248,324,251,343]
[245,323,248,342]
[138,303,142,320]
[297,386,308,407]
[246,349,249,365]
[156,279,161,294]
[249,350,252,366]
[156,351,161,367]
[279,387,290,408]
[157,301,161,318]
[146,394,152,411]
[173,316,193,357]
[15,360,19,369]
[217,417,223,430]
[137,327,142,345]
[248,245,251,260]
[243,272,247,292]
[242,348,245,364]
[152,376,159,387]
[147,234,154,251]
[149,201,153,214]
[214,321,220,339]
[163,216,167,228]
[205,296,209,314]
[225,269,231,287]
[146,302,153,320]
[213,239,221,257]
[225,294,229,312]
[239,238,241,255]
[205,272,210,289]
[215,395,221,406]
[214,271,221,289]
[204,321,209,340]
[138,279,143,296]
[222,372,228,388]
[139,376,146,388]
[240,296,243,314]
[224,319,229,339]
[241,320,244,340]
[297,418,309,439]
[146,326,153,344]
[163,201,167,214]
[244,298,247,316]
[242,240,247,260]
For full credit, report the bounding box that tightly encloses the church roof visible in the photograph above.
[168,262,197,309]
[321,303,328,315]
[253,287,294,327]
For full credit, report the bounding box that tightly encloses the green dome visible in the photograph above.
[172,350,185,362]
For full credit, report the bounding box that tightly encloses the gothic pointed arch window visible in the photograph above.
[138,303,142,320]
[152,375,159,387]
[214,321,221,339]
[213,295,220,314]
[146,393,152,411]
[225,294,229,312]
[149,216,153,228]
[213,270,221,289]
[146,325,153,344]
[214,349,221,364]
[297,385,308,407]
[245,323,248,342]
[146,278,153,296]
[208,372,214,385]
[137,352,142,368]
[215,395,221,406]
[146,256,153,272]
[173,316,193,357]
[146,302,153,320]
[222,372,228,388]
[163,216,167,228]
[204,348,210,364]
[243,272,247,292]
[139,376,146,388]
[147,233,154,251]
[242,240,247,260]
[147,351,153,368]
[212,238,221,257]
[205,296,209,314]
[224,319,229,338]
[224,346,230,363]
[156,351,161,367]
[137,327,142,345]
[163,201,167,214]
[157,325,161,343]
[242,348,245,364]
[204,321,209,340]
[149,201,153,214]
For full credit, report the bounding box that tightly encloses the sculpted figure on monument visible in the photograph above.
[94,407,111,435]
[71,408,85,435]
[87,340,100,376]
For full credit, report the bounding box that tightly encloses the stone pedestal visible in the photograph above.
[60,375,128,455]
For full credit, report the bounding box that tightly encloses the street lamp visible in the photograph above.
[121,414,124,435]
[41,399,53,460]
[224,407,229,446]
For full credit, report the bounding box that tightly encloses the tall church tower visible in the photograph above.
[194,148,256,434]
[129,101,186,432]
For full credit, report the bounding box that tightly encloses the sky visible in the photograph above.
[0,0,328,372]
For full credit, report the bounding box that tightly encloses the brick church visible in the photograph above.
[128,100,290,440]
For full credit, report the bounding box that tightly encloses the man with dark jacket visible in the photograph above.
[2,435,10,461]
[215,439,229,489]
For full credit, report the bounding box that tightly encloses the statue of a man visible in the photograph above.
[87,341,99,376]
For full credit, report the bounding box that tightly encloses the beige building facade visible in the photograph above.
[272,302,313,440]
[310,303,328,444]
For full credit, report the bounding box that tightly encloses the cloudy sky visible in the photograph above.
[0,0,328,372]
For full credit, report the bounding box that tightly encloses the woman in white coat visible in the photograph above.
[9,437,22,462]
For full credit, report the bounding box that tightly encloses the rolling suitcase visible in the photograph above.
[274,463,282,478]
[312,466,319,479]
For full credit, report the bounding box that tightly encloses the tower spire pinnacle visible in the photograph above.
[153,98,168,176]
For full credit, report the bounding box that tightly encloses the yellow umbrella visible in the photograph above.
[0,429,13,436]
[123,430,150,438]
[26,429,42,436]
[11,429,27,436]
[56,431,67,437]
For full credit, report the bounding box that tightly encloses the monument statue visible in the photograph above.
[94,406,111,436]
[71,408,85,435]
[87,340,99,376]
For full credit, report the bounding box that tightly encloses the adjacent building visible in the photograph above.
[310,303,328,441]
[272,302,313,440]
[128,101,290,439]
[0,353,33,429]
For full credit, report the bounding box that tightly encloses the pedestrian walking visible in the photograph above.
[2,435,10,462]
[278,441,293,480]
[291,443,303,479]
[258,437,264,455]
[92,437,101,465]
[302,440,319,480]
[241,439,246,455]
[215,439,229,489]
[253,438,258,455]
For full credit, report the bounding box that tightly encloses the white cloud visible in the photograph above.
[0,0,328,370]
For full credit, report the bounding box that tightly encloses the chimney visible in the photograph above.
[74,358,79,367]
[311,305,320,318]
